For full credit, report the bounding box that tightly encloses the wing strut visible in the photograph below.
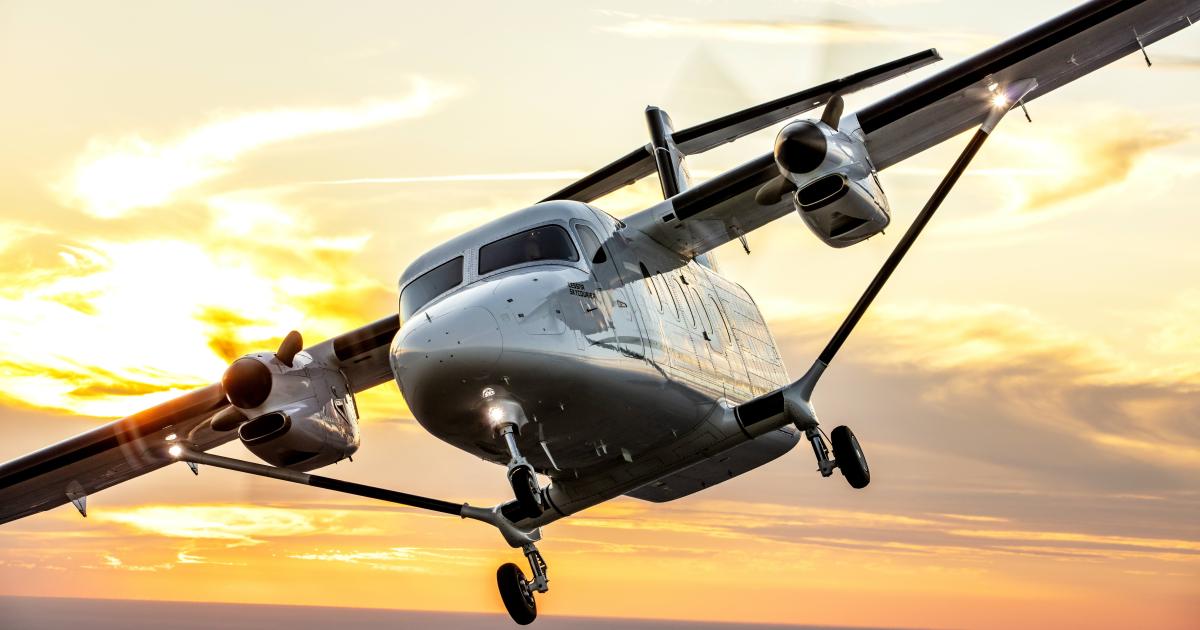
[815,78,1038,372]
[167,445,541,548]
[735,79,1037,480]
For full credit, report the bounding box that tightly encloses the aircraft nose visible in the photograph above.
[390,306,503,410]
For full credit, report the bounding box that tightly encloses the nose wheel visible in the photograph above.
[804,424,870,489]
[497,543,549,625]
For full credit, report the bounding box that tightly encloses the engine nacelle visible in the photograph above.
[774,119,890,248]
[221,349,360,471]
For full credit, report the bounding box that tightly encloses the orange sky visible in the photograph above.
[0,1,1198,628]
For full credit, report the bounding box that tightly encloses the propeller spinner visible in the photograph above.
[219,330,304,412]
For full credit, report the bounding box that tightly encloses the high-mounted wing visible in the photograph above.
[0,316,398,525]
[541,50,941,203]
[859,0,1200,169]
[620,0,1198,260]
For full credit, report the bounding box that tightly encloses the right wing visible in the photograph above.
[0,316,399,525]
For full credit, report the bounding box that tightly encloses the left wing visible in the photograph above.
[0,316,398,524]
[542,50,941,203]
[619,0,1198,260]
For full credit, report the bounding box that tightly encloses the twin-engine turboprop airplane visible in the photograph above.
[2,0,1197,624]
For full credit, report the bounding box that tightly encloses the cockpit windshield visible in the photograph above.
[478,225,578,275]
[400,256,463,323]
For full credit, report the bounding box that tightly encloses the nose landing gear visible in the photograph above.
[499,423,545,519]
[804,424,870,489]
[497,543,549,625]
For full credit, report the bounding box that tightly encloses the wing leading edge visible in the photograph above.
[0,315,399,525]
[859,0,1200,169]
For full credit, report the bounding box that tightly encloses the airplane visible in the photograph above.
[2,0,1197,625]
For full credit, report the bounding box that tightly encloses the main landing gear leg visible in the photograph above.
[804,425,870,489]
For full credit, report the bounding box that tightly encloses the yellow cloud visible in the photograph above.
[288,546,478,573]
[58,78,454,219]
[598,12,992,50]
[948,527,1200,553]
[1011,120,1183,213]
[96,505,361,544]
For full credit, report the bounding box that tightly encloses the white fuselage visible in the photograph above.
[388,201,798,520]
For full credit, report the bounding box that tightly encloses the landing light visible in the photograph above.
[991,93,1009,108]
[487,406,506,424]
[167,444,183,458]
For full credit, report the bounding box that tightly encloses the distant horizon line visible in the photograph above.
[0,594,923,630]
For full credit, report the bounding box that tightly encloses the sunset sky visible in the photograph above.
[1,1,1198,628]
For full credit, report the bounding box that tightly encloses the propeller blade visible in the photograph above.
[275,330,303,367]
[210,406,249,432]
[820,94,844,130]
[754,176,798,205]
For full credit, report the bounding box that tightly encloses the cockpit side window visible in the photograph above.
[573,224,607,264]
[399,256,463,323]
[478,224,579,275]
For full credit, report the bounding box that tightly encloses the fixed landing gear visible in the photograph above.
[166,443,555,625]
[804,425,870,489]
[499,423,545,519]
[497,543,549,625]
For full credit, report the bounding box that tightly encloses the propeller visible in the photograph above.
[754,176,798,206]
[275,330,303,367]
[774,121,827,174]
[221,357,273,409]
[774,95,845,176]
[210,406,249,432]
[220,331,304,411]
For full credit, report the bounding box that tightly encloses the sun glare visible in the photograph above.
[0,232,376,417]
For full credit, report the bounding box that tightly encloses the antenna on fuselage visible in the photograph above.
[644,106,721,270]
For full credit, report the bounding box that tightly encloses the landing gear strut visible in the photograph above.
[804,425,870,489]
[499,424,544,519]
[497,543,549,625]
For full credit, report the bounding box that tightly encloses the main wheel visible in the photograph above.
[497,562,537,625]
[509,466,543,519]
[831,425,870,489]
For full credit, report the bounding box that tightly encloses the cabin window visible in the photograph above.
[399,256,463,323]
[573,224,608,265]
[677,278,696,327]
[639,262,662,310]
[711,297,733,344]
[659,272,679,318]
[478,224,579,275]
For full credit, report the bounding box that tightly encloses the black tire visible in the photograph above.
[831,425,870,489]
[509,466,543,519]
[497,562,537,625]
